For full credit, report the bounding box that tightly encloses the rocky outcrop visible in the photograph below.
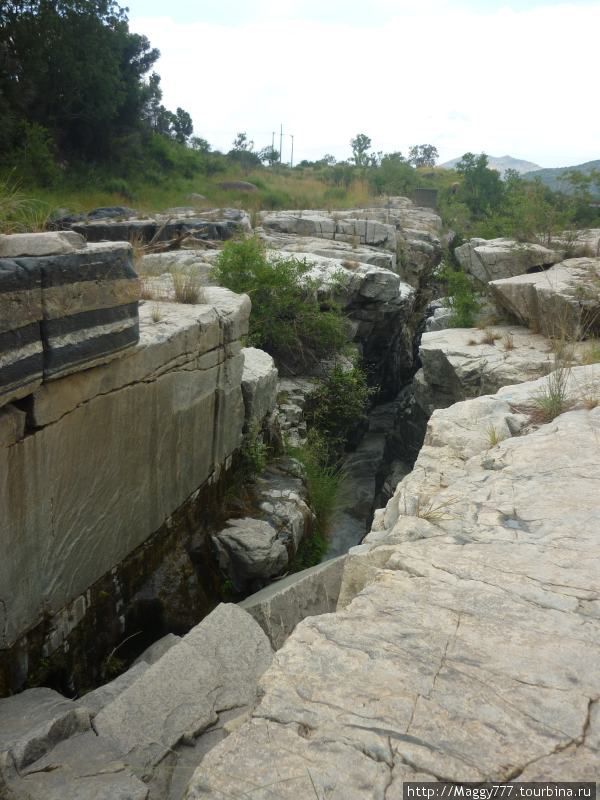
[455,237,562,282]
[185,367,600,796]
[260,201,443,288]
[58,207,251,244]
[0,238,140,407]
[0,288,250,693]
[1,604,274,800]
[491,257,600,339]
[414,325,559,414]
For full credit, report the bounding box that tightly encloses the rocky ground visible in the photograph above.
[1,209,599,798]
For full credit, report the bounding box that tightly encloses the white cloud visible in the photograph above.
[130,2,600,166]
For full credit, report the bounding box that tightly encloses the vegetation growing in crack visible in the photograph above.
[213,237,349,373]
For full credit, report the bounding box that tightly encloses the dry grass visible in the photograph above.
[502,332,515,351]
[529,363,573,423]
[413,494,459,522]
[171,267,203,304]
[480,328,501,346]
[581,340,600,365]
[150,303,163,323]
[486,423,505,447]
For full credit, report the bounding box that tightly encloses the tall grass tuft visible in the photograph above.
[531,363,572,423]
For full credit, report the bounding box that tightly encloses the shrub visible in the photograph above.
[213,238,348,372]
[304,363,373,456]
[438,265,480,327]
[288,432,342,537]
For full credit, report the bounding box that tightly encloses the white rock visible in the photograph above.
[241,347,278,427]
[455,237,562,282]
[491,257,600,339]
[0,231,86,258]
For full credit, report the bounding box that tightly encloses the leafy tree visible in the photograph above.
[455,153,505,217]
[190,136,211,153]
[0,1,193,163]
[369,152,417,196]
[258,146,280,166]
[350,133,373,167]
[408,144,439,167]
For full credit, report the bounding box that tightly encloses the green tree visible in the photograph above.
[455,153,505,217]
[408,144,439,167]
[350,133,372,167]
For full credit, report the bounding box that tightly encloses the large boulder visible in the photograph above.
[212,518,289,592]
[491,257,600,339]
[455,237,562,282]
[93,604,273,776]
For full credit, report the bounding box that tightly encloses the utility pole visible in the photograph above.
[279,124,283,164]
[271,131,275,156]
[290,134,294,168]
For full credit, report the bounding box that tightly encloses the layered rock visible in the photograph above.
[414,325,559,414]
[491,257,600,339]
[0,289,250,692]
[0,237,140,407]
[455,237,562,282]
[185,368,600,796]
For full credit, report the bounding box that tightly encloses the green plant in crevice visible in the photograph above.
[303,362,374,457]
[212,237,348,372]
[437,264,481,328]
[238,421,269,482]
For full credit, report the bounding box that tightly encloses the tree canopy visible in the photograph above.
[0,0,192,163]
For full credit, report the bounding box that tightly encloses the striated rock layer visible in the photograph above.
[185,366,600,796]
[0,289,251,694]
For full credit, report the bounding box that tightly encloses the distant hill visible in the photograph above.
[525,159,600,194]
[440,154,541,177]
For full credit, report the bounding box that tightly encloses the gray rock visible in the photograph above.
[212,518,288,592]
[455,236,562,282]
[13,732,148,800]
[0,257,43,408]
[0,688,90,772]
[94,604,272,775]
[241,347,278,427]
[491,257,600,339]
[241,556,346,649]
[133,633,181,666]
[186,369,600,797]
[78,662,149,716]
[86,206,138,220]
[0,231,86,258]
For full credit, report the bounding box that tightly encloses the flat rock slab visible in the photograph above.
[491,257,600,339]
[241,556,346,649]
[0,231,86,258]
[455,237,562,282]
[185,369,600,796]
[13,731,148,800]
[0,688,91,773]
[94,604,272,775]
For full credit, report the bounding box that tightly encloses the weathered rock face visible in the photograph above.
[414,325,559,414]
[185,368,600,796]
[0,239,140,407]
[241,346,278,429]
[491,257,600,339]
[0,289,250,692]
[260,202,443,288]
[455,237,562,283]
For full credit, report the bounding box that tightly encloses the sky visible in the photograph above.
[125,0,600,168]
